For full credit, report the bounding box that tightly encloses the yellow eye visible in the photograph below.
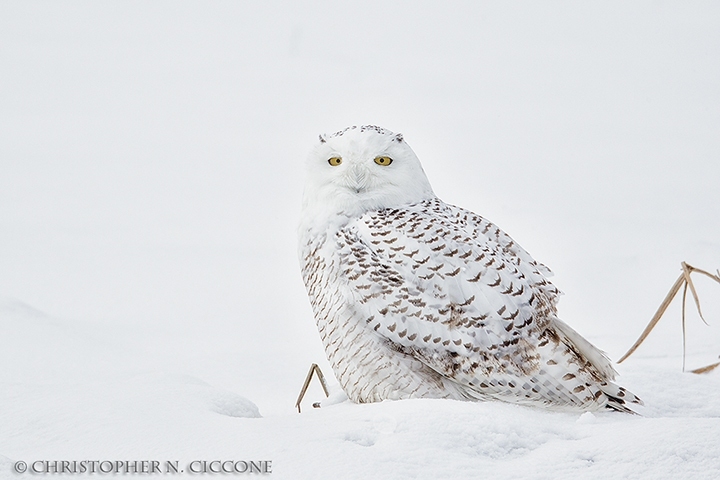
[328,157,342,166]
[374,156,393,166]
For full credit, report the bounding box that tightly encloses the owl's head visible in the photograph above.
[301,126,435,226]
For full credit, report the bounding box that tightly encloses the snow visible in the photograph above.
[1,1,720,478]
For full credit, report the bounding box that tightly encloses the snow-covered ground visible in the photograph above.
[1,2,719,479]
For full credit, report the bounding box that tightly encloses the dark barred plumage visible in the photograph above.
[300,126,641,412]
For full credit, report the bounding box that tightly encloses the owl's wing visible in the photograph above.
[337,198,637,410]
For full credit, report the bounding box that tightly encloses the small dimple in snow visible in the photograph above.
[343,430,377,447]
[343,414,398,446]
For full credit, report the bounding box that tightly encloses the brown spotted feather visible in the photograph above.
[301,198,642,412]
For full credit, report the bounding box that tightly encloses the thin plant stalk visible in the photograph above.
[618,262,720,373]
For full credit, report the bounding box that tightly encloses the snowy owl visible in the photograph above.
[299,125,641,412]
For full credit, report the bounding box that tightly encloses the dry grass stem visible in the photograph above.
[618,262,720,373]
[682,281,688,372]
[617,272,685,364]
[688,361,720,375]
[295,363,330,413]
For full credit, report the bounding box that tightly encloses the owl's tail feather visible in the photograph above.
[601,381,644,414]
[551,317,643,413]
[552,317,617,380]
